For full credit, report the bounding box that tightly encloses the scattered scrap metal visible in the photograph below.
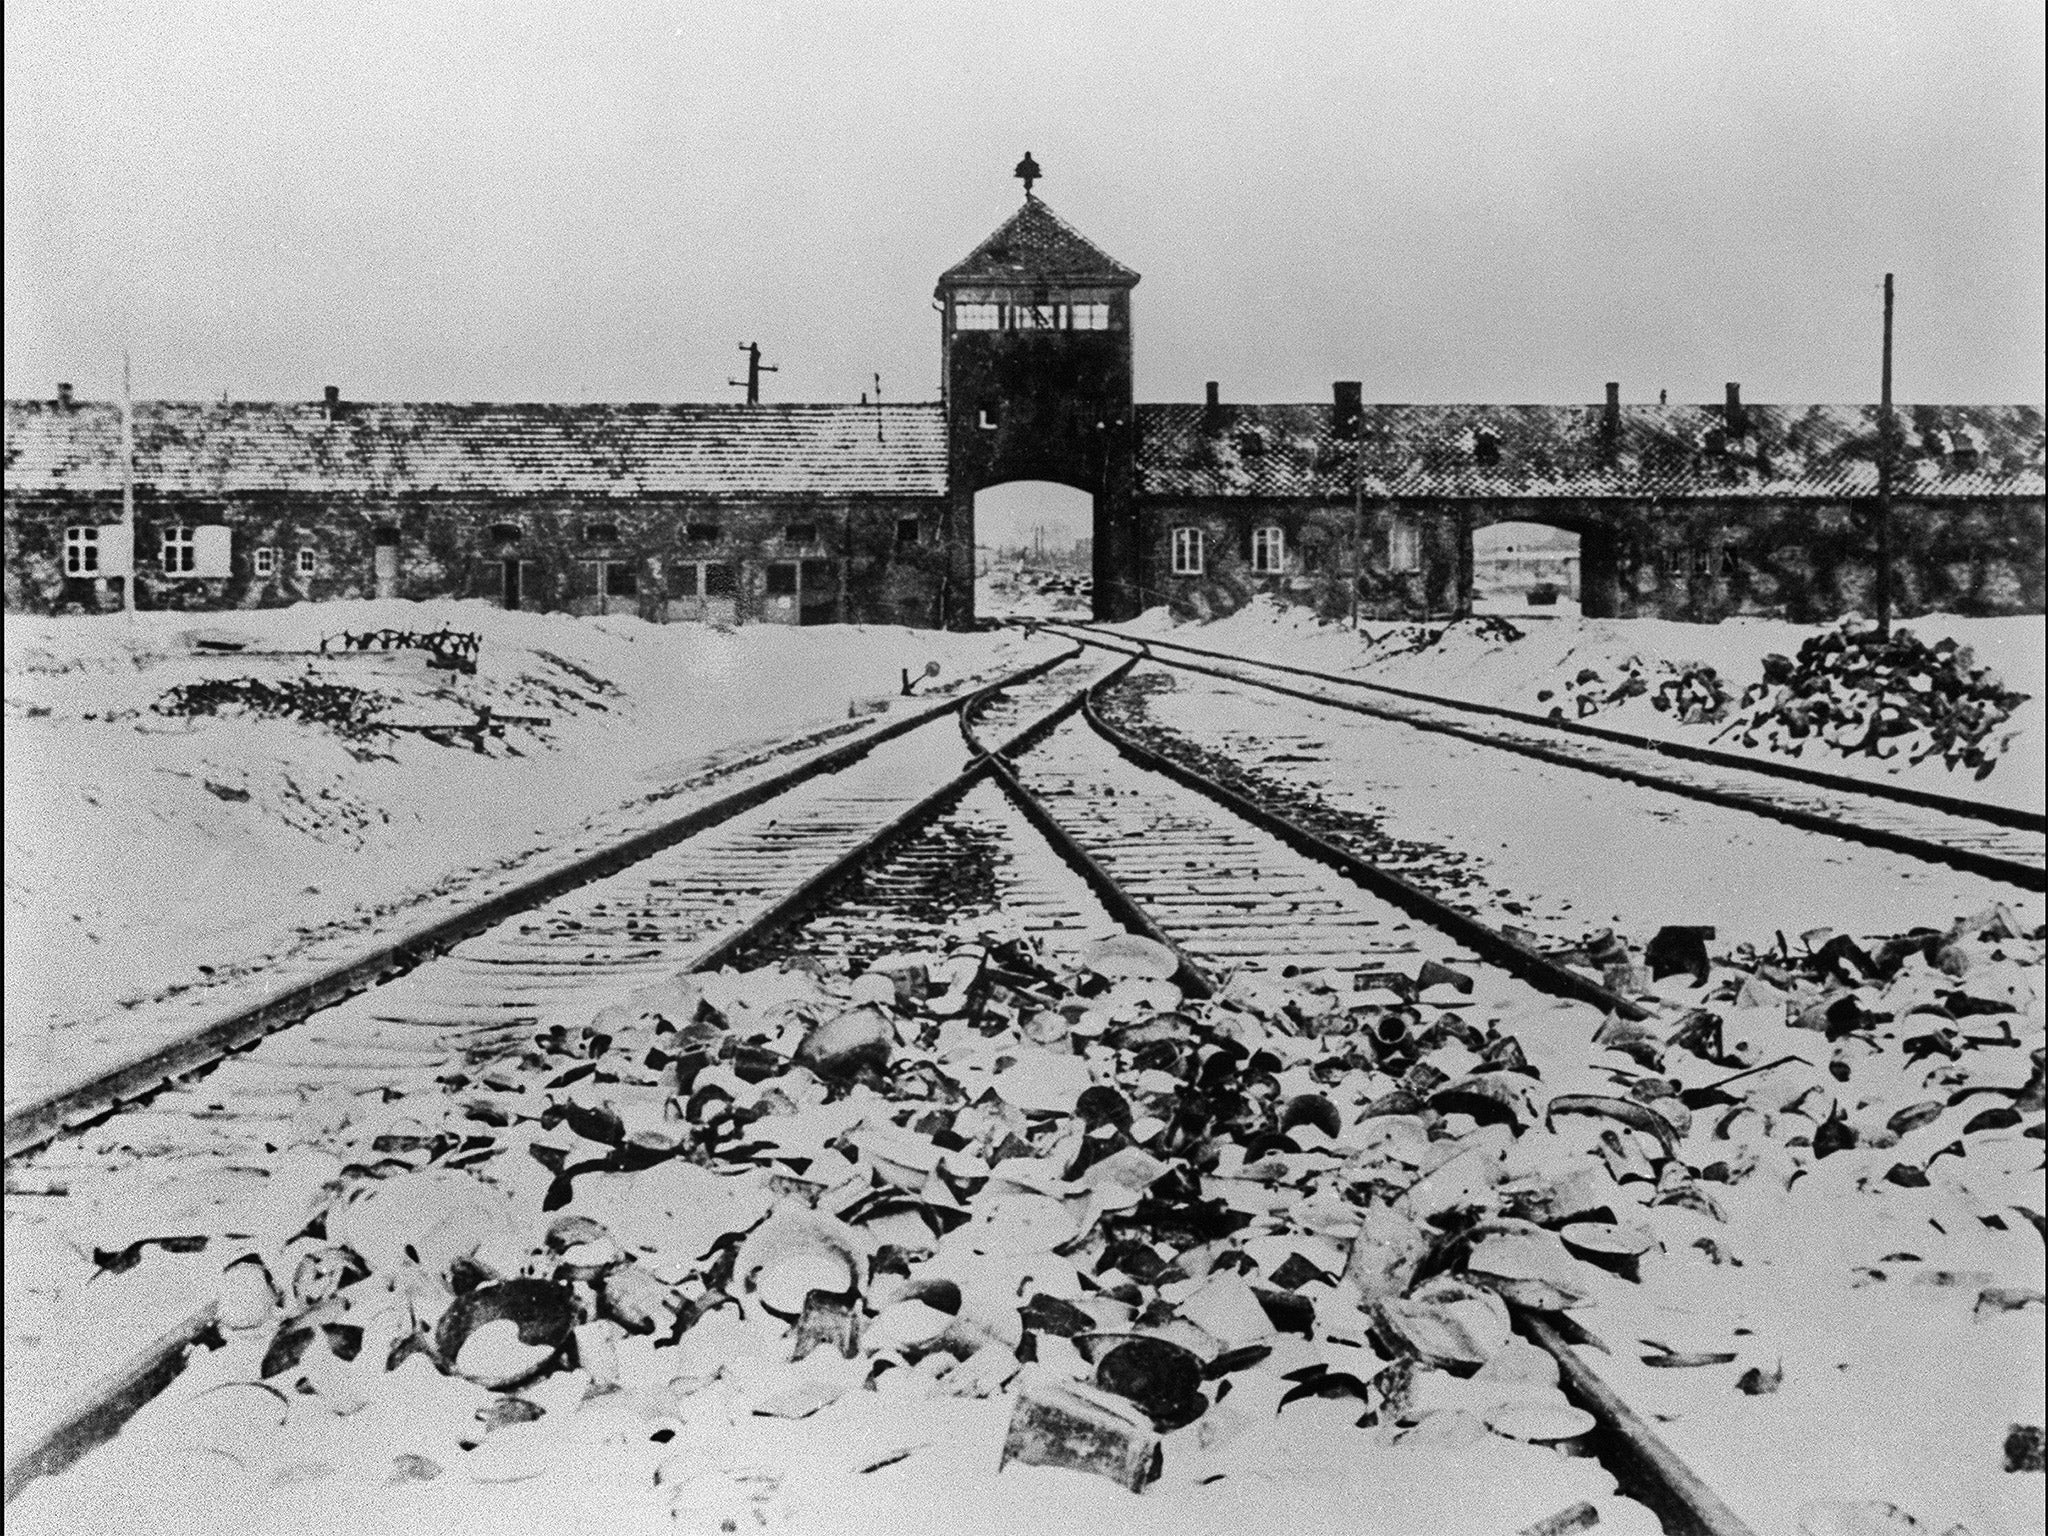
[321,628,484,675]
[152,676,391,737]
[151,678,547,752]
[18,902,2041,1531]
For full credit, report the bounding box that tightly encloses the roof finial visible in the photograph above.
[1014,151,1041,198]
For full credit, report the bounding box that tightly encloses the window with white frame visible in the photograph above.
[161,526,197,574]
[64,526,101,575]
[297,548,316,575]
[1171,527,1204,575]
[1388,517,1421,573]
[1009,300,1059,330]
[1068,302,1110,330]
[954,303,1001,330]
[254,547,278,576]
[1251,526,1285,573]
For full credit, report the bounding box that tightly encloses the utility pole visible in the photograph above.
[121,351,136,618]
[1875,273,1895,639]
[1351,429,1364,630]
[728,342,777,405]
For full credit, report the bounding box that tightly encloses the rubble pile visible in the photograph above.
[1719,624,2031,778]
[151,677,392,738]
[11,907,2043,1536]
[1538,657,1734,726]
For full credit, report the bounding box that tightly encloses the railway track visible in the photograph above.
[1029,618,2046,892]
[7,641,1811,1535]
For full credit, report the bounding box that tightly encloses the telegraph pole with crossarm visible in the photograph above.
[729,342,778,405]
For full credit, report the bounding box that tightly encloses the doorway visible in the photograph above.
[501,558,524,610]
[972,481,1095,620]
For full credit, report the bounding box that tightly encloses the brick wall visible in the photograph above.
[2,490,952,624]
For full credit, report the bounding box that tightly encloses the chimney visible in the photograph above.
[1724,381,1744,435]
[56,382,73,409]
[1202,380,1223,434]
[323,384,342,420]
[1600,382,1620,461]
[1332,381,1362,441]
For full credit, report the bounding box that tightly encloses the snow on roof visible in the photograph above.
[937,197,1139,289]
[3,400,948,498]
[1135,402,2047,500]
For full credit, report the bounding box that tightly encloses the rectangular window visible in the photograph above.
[489,522,522,543]
[161,526,197,574]
[784,523,817,545]
[685,522,721,544]
[1068,302,1110,330]
[297,548,317,576]
[582,522,620,543]
[703,562,736,598]
[254,547,278,576]
[1171,527,1204,576]
[1008,301,1058,330]
[64,525,100,575]
[765,561,798,596]
[1388,518,1421,574]
[669,562,700,598]
[1251,526,1285,574]
[896,518,922,546]
[604,561,638,597]
[954,303,1001,331]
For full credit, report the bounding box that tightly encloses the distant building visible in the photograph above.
[7,171,2043,625]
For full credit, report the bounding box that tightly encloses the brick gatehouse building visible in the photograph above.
[7,171,2043,627]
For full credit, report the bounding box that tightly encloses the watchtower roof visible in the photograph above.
[937,197,1139,290]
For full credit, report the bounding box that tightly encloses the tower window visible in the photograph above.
[1474,431,1502,468]
[64,525,101,575]
[955,304,1001,331]
[1068,303,1109,330]
[1009,300,1058,330]
[1251,526,1285,573]
[1171,527,1205,576]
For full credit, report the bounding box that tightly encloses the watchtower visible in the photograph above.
[935,157,1142,622]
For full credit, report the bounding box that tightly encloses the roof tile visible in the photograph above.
[4,401,948,498]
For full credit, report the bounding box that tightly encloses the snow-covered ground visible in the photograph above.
[3,601,1058,1094]
[1116,598,2046,814]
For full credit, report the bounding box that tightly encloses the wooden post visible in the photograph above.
[121,352,136,618]
[1875,273,1894,639]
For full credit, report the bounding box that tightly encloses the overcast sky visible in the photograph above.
[5,0,2043,409]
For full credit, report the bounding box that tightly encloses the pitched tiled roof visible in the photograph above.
[1135,402,2047,501]
[3,401,948,497]
[937,197,1139,288]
